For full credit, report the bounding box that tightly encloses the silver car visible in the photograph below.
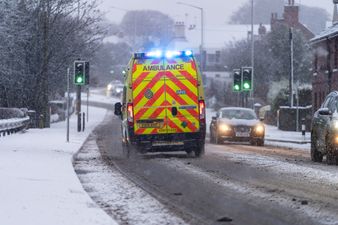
[209,107,265,146]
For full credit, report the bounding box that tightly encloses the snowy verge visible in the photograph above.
[0,107,117,225]
[74,133,187,225]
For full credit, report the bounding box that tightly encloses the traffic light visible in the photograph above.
[74,61,85,85]
[242,67,253,91]
[85,62,90,85]
[233,69,241,92]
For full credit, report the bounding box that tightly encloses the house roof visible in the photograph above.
[311,23,338,43]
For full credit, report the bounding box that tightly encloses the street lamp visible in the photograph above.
[111,6,137,51]
[176,2,204,74]
[250,0,255,108]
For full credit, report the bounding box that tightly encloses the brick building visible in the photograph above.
[311,3,338,111]
[270,0,314,40]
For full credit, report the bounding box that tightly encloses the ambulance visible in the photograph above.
[114,50,206,157]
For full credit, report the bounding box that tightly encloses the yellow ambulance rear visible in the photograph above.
[114,50,206,157]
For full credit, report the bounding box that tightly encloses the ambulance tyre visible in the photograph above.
[135,145,147,154]
[185,149,194,157]
[194,142,205,158]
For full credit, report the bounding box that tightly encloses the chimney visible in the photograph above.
[333,3,338,25]
[174,21,186,40]
[284,0,299,26]
[258,23,267,36]
[271,13,278,31]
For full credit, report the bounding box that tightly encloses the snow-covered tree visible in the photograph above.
[0,0,105,127]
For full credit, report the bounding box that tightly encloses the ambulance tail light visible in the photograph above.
[127,103,134,126]
[199,100,206,123]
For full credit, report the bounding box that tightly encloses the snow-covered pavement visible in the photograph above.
[0,107,118,225]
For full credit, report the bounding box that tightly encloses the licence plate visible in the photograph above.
[152,141,184,147]
[138,122,163,128]
[236,132,250,137]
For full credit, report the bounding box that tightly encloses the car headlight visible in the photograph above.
[334,135,338,144]
[219,123,231,132]
[254,124,265,134]
[107,84,113,91]
[333,120,338,129]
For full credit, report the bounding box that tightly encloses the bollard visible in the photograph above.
[77,113,82,132]
[301,118,306,140]
[39,114,44,129]
[82,112,85,132]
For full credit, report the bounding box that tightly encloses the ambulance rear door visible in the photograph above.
[164,56,200,134]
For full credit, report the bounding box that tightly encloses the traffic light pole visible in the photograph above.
[86,86,89,122]
[76,85,81,132]
[66,68,70,142]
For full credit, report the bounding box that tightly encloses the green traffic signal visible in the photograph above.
[74,61,85,85]
[76,76,84,84]
[242,67,252,91]
[243,82,250,90]
[233,69,242,92]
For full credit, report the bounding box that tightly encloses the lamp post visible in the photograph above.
[111,6,136,51]
[177,2,204,74]
[250,0,255,108]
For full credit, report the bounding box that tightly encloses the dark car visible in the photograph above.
[210,107,265,146]
[311,91,338,165]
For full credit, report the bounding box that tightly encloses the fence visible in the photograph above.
[0,108,30,137]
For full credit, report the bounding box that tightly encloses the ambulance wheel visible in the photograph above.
[185,149,194,158]
[194,142,205,158]
[136,145,147,154]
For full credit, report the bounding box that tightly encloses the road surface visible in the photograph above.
[75,107,338,225]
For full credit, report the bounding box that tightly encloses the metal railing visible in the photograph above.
[0,108,31,137]
[0,116,30,137]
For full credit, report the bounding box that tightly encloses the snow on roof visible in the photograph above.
[170,24,270,51]
[311,23,338,43]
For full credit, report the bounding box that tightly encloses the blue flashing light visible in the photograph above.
[184,50,193,56]
[146,50,162,58]
[165,51,182,58]
[141,50,192,59]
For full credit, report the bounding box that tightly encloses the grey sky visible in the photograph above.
[98,0,335,26]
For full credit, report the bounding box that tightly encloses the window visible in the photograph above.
[314,53,318,72]
[215,51,221,63]
[221,109,257,120]
[322,94,332,108]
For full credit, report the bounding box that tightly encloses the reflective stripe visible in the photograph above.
[132,57,200,135]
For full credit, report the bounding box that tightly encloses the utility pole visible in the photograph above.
[289,27,294,107]
[250,0,255,108]
[176,2,204,77]
[66,68,70,142]
[200,7,205,77]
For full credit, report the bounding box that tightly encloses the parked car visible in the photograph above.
[210,107,265,146]
[112,84,124,96]
[106,80,123,96]
[311,91,338,165]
